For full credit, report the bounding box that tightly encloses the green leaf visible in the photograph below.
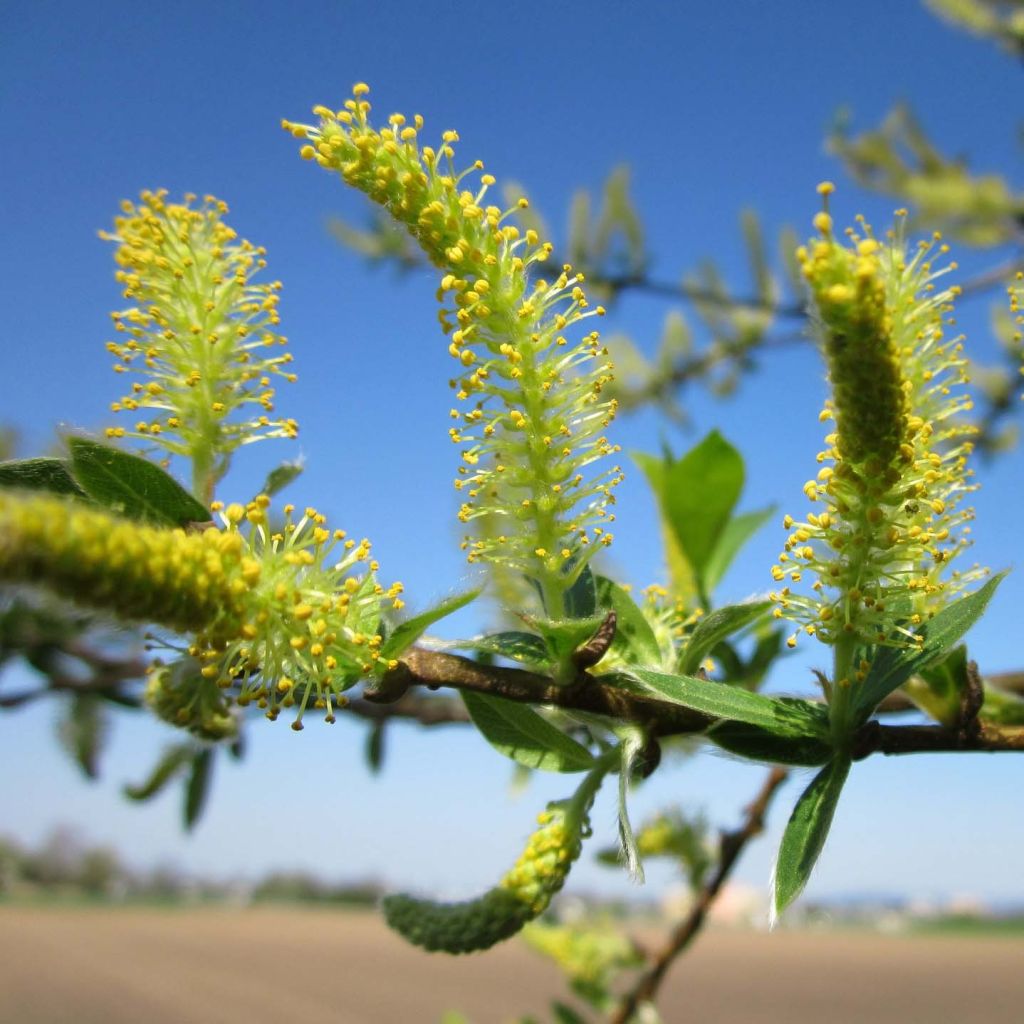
[552,1003,589,1024]
[980,683,1024,726]
[257,459,304,499]
[903,645,968,725]
[702,505,775,594]
[708,721,832,766]
[616,729,645,882]
[623,667,828,739]
[595,576,661,667]
[462,691,596,773]
[529,615,606,665]
[773,757,850,918]
[852,573,1006,723]
[57,694,108,779]
[451,631,550,667]
[123,744,194,801]
[564,563,597,619]
[741,207,774,305]
[662,431,744,594]
[184,748,214,831]
[0,457,87,498]
[633,450,698,605]
[366,722,386,774]
[67,438,209,526]
[679,600,771,676]
[379,587,482,661]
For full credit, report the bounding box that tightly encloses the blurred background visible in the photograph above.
[1,1,1022,1021]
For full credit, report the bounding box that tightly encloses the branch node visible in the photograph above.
[957,659,984,744]
[362,663,413,704]
[851,719,881,761]
[572,610,617,670]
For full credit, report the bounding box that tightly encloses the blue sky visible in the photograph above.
[1,0,1022,904]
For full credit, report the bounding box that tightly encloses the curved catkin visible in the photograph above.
[285,86,622,617]
[382,888,532,955]
[382,803,583,954]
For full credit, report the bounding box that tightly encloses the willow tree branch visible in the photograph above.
[373,647,711,737]
[854,720,1024,757]
[608,767,790,1024]
[378,647,1024,756]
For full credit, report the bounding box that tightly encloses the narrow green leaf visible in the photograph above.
[980,683,1024,726]
[852,573,1006,723]
[552,1002,589,1024]
[123,744,194,801]
[622,667,828,739]
[679,600,771,676]
[632,450,665,495]
[708,721,832,766]
[529,615,606,664]
[366,722,386,775]
[462,691,596,773]
[184,748,214,831]
[778,224,804,294]
[632,450,698,605]
[257,459,303,499]
[563,563,597,619]
[450,631,550,667]
[566,189,592,268]
[740,208,774,306]
[57,694,108,779]
[702,505,775,594]
[616,729,645,882]
[67,438,209,526]
[595,576,661,667]
[773,757,850,918]
[380,587,482,661]
[0,457,87,498]
[658,308,693,361]
[904,645,968,725]
[663,431,744,591]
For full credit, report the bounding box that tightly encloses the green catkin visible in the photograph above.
[145,658,238,740]
[383,800,587,954]
[100,190,298,503]
[284,85,622,616]
[0,491,242,635]
[771,188,985,653]
[0,491,404,727]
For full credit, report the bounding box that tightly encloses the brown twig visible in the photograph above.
[380,647,1024,757]
[375,647,712,737]
[608,767,790,1024]
[853,720,1024,757]
[6,626,1024,756]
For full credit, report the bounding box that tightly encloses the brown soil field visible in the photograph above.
[1,906,1021,1023]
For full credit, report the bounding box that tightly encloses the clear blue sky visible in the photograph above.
[1,0,1022,905]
